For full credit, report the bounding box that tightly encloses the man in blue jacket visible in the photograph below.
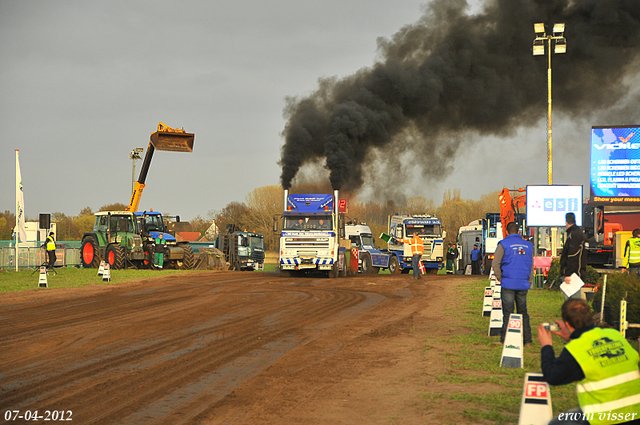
[471,244,481,275]
[493,222,533,345]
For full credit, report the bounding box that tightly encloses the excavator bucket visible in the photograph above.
[150,131,195,152]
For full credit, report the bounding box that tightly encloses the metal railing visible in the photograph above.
[0,246,81,269]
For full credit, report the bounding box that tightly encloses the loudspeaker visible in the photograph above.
[39,213,50,229]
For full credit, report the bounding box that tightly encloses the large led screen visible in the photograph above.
[590,126,640,205]
[526,185,583,227]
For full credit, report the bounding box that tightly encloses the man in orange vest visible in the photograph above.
[399,231,425,279]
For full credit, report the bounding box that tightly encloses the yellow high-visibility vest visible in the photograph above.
[46,236,55,251]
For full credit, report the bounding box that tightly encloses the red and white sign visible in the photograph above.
[525,383,548,399]
[509,318,522,329]
[492,300,502,308]
[485,289,493,296]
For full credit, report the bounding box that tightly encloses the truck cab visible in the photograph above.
[279,192,346,278]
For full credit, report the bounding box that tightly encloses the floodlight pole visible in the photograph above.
[534,23,566,257]
[129,148,143,194]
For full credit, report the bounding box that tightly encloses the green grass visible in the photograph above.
[0,261,281,294]
[0,267,201,293]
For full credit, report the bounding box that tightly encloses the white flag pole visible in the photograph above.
[16,150,19,272]
[15,149,27,272]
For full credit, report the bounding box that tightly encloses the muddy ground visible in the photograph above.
[0,271,484,424]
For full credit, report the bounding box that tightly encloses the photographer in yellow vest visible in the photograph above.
[539,299,640,425]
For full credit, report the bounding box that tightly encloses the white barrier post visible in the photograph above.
[482,287,493,317]
[488,292,503,337]
[98,260,105,276]
[102,262,111,282]
[518,373,553,425]
[38,266,48,288]
[500,313,523,368]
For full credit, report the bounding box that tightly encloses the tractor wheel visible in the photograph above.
[142,243,154,269]
[360,253,372,274]
[106,244,126,270]
[80,236,101,268]
[180,245,195,270]
[388,256,400,275]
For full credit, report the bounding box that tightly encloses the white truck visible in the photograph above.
[278,191,347,278]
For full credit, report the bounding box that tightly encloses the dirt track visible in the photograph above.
[0,271,477,424]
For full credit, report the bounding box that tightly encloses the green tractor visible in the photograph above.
[80,211,146,269]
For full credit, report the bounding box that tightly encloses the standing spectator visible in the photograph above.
[45,232,57,269]
[446,243,455,274]
[538,299,640,425]
[399,231,424,280]
[154,233,165,270]
[471,244,481,275]
[623,228,640,277]
[452,244,459,274]
[493,222,533,345]
[560,212,588,296]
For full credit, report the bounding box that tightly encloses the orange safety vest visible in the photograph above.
[400,236,424,256]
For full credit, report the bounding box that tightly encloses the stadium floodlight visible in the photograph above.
[534,23,546,36]
[553,23,565,35]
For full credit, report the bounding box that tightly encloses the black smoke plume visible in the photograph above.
[279,0,640,191]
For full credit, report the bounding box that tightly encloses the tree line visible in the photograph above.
[0,186,501,251]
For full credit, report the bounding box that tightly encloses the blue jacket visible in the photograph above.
[471,248,480,261]
[498,234,533,290]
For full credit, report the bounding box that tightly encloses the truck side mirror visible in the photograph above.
[442,230,447,239]
[272,216,278,234]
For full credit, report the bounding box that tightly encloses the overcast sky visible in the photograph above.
[1,0,634,223]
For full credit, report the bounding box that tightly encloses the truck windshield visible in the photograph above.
[406,225,441,236]
[283,215,332,231]
[361,234,375,247]
[249,236,263,249]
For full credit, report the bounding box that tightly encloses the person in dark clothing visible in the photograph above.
[560,212,588,285]
[446,244,455,274]
[451,244,459,274]
[539,299,640,425]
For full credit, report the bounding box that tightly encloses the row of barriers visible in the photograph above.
[0,246,81,269]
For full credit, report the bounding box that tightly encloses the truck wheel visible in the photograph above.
[388,256,400,275]
[180,245,195,270]
[106,244,126,270]
[370,266,380,275]
[360,253,372,274]
[328,263,339,278]
[81,237,101,268]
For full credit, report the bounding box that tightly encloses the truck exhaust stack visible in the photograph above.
[334,190,339,216]
[284,189,289,210]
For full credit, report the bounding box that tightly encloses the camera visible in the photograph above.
[542,322,560,332]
